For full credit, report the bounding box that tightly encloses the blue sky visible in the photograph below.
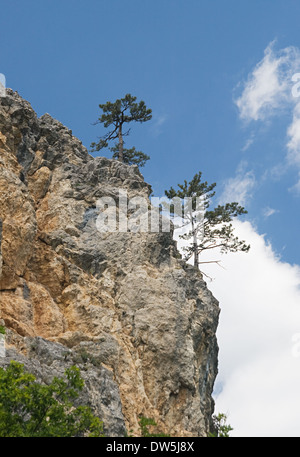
[1,0,300,265]
[1,0,300,436]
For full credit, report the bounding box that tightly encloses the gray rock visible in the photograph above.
[0,89,220,437]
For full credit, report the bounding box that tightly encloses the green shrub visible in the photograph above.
[139,416,169,437]
[209,413,233,437]
[0,360,104,437]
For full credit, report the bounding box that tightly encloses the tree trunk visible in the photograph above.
[193,233,198,267]
[191,217,198,268]
[118,124,124,162]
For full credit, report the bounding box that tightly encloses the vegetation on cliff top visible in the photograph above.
[90,93,152,166]
[165,171,250,272]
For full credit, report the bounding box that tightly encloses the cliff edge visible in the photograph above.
[0,89,220,437]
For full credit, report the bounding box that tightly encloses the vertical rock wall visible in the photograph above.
[0,89,219,437]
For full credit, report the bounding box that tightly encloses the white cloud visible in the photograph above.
[287,101,300,167]
[235,42,300,122]
[150,114,167,136]
[262,206,279,218]
[288,172,300,195]
[219,161,256,207]
[287,100,300,191]
[235,41,300,193]
[175,220,300,436]
[241,135,254,152]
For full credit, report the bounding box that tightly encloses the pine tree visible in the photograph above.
[109,143,150,167]
[165,172,250,269]
[91,94,152,162]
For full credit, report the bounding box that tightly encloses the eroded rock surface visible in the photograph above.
[0,89,219,437]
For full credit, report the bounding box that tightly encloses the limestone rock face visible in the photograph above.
[0,89,220,437]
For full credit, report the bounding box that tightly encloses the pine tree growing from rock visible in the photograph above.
[91,94,152,163]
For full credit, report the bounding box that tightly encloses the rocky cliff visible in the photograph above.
[0,89,220,437]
